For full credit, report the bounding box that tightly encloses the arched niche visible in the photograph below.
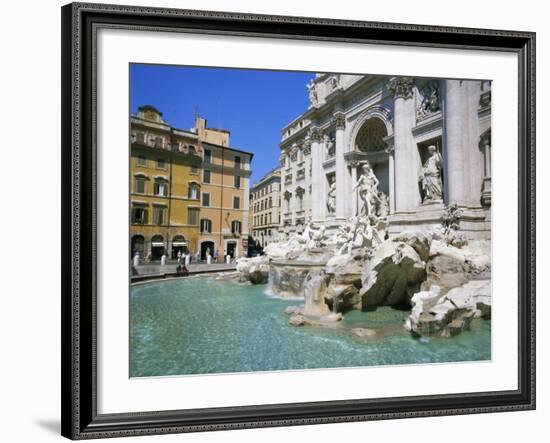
[351,115,391,197]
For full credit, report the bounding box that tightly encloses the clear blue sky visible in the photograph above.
[130,64,314,183]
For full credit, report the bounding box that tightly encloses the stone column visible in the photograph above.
[333,113,346,221]
[480,129,491,206]
[465,81,483,206]
[350,161,358,216]
[444,80,465,204]
[389,77,421,211]
[444,80,483,207]
[309,127,323,222]
[386,146,396,213]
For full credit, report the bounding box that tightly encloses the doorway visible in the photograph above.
[226,241,237,259]
[200,241,215,261]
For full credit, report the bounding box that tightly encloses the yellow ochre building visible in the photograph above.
[130,106,253,261]
[130,105,202,260]
[194,117,253,260]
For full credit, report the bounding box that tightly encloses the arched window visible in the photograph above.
[134,174,147,194]
[153,178,168,197]
[188,182,200,199]
[231,220,242,234]
[355,118,388,153]
[200,219,212,234]
[284,191,292,212]
[296,187,305,211]
[131,235,145,256]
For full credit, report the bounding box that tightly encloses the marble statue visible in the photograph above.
[307,80,318,107]
[335,216,381,256]
[324,134,335,158]
[311,225,327,249]
[352,161,382,218]
[326,176,336,215]
[420,145,443,202]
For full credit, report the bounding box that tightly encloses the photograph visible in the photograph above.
[129,65,493,378]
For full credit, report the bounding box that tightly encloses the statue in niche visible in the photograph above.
[352,161,382,218]
[328,74,340,91]
[324,133,335,158]
[326,176,336,215]
[307,79,318,107]
[419,145,443,202]
[417,82,441,119]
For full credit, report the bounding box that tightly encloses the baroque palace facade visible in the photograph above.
[279,74,492,239]
[130,106,253,261]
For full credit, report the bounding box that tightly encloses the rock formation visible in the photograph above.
[360,235,427,309]
[235,195,491,340]
[235,256,270,284]
[303,270,331,317]
[405,280,491,337]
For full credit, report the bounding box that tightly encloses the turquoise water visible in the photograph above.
[130,277,491,377]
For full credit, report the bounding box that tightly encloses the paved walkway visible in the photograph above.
[133,261,237,277]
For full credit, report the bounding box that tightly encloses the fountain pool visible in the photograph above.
[130,277,491,377]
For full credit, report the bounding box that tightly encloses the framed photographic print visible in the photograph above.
[61,2,536,439]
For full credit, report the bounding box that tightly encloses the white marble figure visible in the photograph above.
[352,161,382,218]
[301,221,314,247]
[311,225,327,249]
[326,176,336,215]
[307,79,318,107]
[420,145,443,202]
[324,134,335,159]
[335,217,364,255]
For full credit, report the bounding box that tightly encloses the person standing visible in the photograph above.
[132,251,140,268]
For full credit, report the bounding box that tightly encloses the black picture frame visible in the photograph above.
[61,2,536,439]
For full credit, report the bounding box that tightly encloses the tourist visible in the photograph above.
[132,251,140,268]
[160,253,167,267]
[214,249,219,263]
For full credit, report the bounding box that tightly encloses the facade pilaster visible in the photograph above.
[333,113,346,221]
[389,77,421,212]
[309,126,323,222]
